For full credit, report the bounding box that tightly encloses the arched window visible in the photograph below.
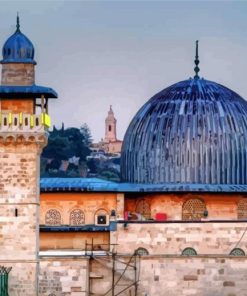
[70,209,85,225]
[45,209,61,226]
[181,247,197,256]
[237,199,247,219]
[135,199,151,220]
[108,125,112,132]
[135,247,149,256]
[230,248,245,256]
[182,198,206,221]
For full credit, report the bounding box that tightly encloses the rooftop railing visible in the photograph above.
[0,112,51,132]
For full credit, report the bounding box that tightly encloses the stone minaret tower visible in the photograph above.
[0,16,57,295]
[105,105,117,142]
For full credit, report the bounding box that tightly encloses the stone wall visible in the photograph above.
[115,222,247,255]
[39,257,89,296]
[1,63,35,85]
[137,256,247,296]
[88,254,247,296]
[0,142,42,295]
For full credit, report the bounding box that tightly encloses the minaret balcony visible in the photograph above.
[0,112,51,132]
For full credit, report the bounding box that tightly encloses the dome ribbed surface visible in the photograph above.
[121,78,247,184]
[1,29,35,64]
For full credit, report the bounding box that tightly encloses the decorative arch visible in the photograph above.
[135,247,149,256]
[181,247,197,256]
[237,199,247,219]
[182,198,206,221]
[70,209,85,225]
[45,209,61,226]
[135,199,151,219]
[230,248,245,256]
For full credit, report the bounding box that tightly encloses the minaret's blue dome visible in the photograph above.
[1,16,36,65]
[121,77,247,185]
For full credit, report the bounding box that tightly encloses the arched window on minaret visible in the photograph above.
[105,105,117,142]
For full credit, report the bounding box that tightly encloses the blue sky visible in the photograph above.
[0,1,247,141]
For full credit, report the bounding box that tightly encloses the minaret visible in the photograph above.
[105,105,117,142]
[0,16,57,296]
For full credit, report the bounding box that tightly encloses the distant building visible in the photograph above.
[91,105,122,154]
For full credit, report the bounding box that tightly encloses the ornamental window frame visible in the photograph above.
[181,247,197,256]
[237,199,247,220]
[69,209,85,226]
[134,247,149,256]
[229,248,245,256]
[135,199,151,220]
[182,198,207,221]
[45,209,61,226]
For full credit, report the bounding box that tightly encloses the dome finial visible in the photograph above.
[16,12,20,32]
[194,40,200,79]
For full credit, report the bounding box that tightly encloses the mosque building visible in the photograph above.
[1,18,247,296]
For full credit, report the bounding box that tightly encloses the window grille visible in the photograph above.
[70,209,85,225]
[181,247,197,256]
[135,247,149,256]
[237,199,247,219]
[135,199,151,219]
[45,209,61,225]
[182,198,206,221]
[230,248,245,256]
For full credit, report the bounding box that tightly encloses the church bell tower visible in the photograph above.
[0,16,57,295]
[105,105,117,142]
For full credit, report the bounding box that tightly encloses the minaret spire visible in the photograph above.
[16,12,20,32]
[194,40,200,79]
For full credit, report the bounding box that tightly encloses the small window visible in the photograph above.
[230,248,245,256]
[95,209,109,225]
[25,118,29,126]
[135,247,149,256]
[14,118,18,126]
[35,118,39,126]
[108,125,112,132]
[97,215,106,224]
[181,247,197,256]
[3,118,7,126]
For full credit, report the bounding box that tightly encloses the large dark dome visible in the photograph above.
[121,78,247,184]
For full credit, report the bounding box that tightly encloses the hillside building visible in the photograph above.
[91,105,122,154]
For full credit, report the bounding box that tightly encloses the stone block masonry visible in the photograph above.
[39,257,89,296]
[0,141,44,295]
[88,255,247,296]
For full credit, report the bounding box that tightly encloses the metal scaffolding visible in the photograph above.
[86,239,140,296]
